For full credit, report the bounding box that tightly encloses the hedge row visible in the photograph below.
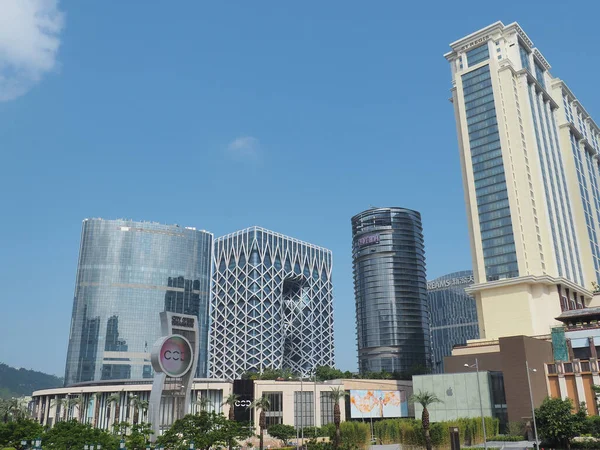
[321,422,371,449]
[372,417,499,447]
[486,435,524,442]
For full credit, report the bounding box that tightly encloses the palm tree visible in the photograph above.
[107,392,122,426]
[410,390,442,450]
[68,396,84,422]
[129,394,141,424]
[328,387,349,449]
[250,395,271,450]
[222,393,240,421]
[50,397,69,422]
[195,395,213,413]
[129,395,149,424]
[93,393,102,428]
[0,399,10,423]
[139,399,149,424]
[9,398,24,421]
[1,398,28,422]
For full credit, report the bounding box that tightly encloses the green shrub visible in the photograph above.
[302,426,325,438]
[487,435,524,442]
[571,440,600,449]
[586,416,600,438]
[322,422,370,449]
[506,421,525,437]
[267,424,296,445]
[372,416,498,447]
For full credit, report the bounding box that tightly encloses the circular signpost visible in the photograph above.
[151,334,194,378]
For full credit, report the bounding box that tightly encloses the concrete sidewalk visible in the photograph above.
[370,442,535,450]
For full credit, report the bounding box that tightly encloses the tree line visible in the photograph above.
[241,365,430,381]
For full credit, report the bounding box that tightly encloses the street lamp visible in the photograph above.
[288,377,299,450]
[312,369,317,431]
[526,361,540,449]
[300,373,304,448]
[35,438,42,450]
[119,439,126,450]
[189,440,195,450]
[464,359,488,450]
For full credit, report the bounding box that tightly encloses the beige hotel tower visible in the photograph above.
[445,22,600,340]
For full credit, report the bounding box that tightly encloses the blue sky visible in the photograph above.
[1,0,599,377]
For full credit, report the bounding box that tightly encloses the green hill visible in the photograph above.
[0,363,63,398]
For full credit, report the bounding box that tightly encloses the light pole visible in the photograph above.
[313,369,317,431]
[526,361,540,449]
[300,373,304,449]
[289,376,300,450]
[464,359,488,450]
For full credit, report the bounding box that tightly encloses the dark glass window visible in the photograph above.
[320,393,335,426]
[264,392,283,427]
[294,391,314,429]
[466,44,490,66]
[519,45,530,71]
[489,371,508,433]
[462,65,518,281]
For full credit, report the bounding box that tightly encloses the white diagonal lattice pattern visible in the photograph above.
[209,227,334,379]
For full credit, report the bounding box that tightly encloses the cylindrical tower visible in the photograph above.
[352,207,430,374]
[64,218,213,386]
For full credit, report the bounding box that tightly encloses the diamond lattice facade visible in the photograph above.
[209,227,334,379]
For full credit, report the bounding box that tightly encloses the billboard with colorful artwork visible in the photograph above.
[349,390,409,418]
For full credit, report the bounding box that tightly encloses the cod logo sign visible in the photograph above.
[152,334,193,378]
[234,400,251,408]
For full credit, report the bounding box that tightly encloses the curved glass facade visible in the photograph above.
[427,270,479,373]
[64,219,213,386]
[352,207,430,374]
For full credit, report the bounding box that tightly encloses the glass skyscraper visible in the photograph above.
[64,219,213,386]
[446,22,600,340]
[352,207,431,374]
[210,226,334,379]
[427,271,479,373]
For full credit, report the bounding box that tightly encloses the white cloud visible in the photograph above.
[0,0,65,101]
[226,136,261,160]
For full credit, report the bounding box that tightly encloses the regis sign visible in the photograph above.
[151,334,193,378]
